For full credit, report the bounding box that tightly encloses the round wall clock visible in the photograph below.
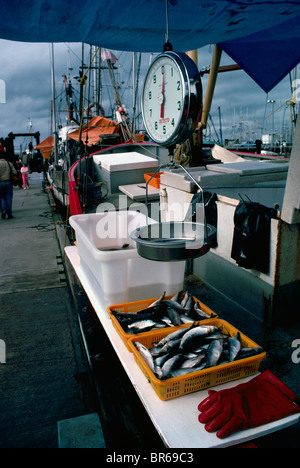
[141,51,202,147]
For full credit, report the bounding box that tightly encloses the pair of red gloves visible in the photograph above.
[198,370,300,439]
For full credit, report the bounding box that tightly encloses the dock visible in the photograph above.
[1,173,300,448]
[0,174,100,448]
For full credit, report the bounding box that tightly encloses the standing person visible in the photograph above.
[16,159,23,189]
[21,163,30,189]
[0,145,17,219]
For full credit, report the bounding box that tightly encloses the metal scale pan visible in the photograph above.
[130,162,216,262]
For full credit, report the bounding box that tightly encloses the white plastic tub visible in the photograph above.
[70,212,185,304]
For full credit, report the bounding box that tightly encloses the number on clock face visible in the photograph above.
[142,55,185,144]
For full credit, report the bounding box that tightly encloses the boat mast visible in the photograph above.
[105,54,135,141]
[218,106,223,146]
[50,43,58,163]
[132,52,142,134]
[79,43,85,122]
[63,74,71,124]
[132,52,136,134]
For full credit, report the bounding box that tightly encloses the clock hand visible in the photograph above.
[160,71,165,118]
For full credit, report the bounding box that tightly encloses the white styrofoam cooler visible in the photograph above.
[70,212,185,304]
[93,151,159,194]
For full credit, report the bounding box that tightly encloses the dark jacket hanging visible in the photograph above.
[231,199,278,274]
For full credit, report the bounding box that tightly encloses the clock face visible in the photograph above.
[142,51,201,146]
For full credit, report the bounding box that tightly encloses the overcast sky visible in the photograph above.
[0,39,296,154]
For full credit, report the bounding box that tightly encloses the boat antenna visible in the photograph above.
[164,0,173,51]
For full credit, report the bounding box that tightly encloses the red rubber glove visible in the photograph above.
[198,370,300,439]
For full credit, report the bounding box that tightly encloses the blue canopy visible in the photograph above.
[0,0,299,92]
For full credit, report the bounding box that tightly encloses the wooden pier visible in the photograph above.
[0,174,98,448]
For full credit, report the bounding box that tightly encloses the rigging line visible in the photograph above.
[132,53,142,132]
[102,71,114,114]
[64,42,82,65]
[82,46,100,80]
[225,101,287,149]
[133,141,170,164]
[120,63,132,100]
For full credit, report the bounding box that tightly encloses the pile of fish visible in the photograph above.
[111,290,217,334]
[133,323,264,380]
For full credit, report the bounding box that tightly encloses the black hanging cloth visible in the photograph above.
[231,198,278,273]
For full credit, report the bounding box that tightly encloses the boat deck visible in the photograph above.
[1,174,299,448]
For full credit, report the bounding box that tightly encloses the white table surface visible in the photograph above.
[65,246,300,448]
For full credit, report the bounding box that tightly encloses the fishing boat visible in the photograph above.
[66,53,298,216]
[38,1,299,328]
[42,44,151,210]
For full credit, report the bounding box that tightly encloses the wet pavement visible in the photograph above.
[0,174,96,448]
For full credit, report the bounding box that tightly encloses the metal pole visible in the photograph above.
[50,43,58,163]
[200,44,222,129]
[132,52,136,133]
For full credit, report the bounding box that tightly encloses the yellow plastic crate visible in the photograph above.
[107,295,217,351]
[127,319,266,401]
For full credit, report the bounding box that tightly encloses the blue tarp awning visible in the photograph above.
[0,0,299,92]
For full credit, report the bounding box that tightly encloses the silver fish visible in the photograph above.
[179,314,194,324]
[193,302,212,320]
[154,323,168,329]
[206,339,224,367]
[148,291,166,308]
[161,354,184,379]
[154,351,174,368]
[150,345,164,357]
[181,291,189,308]
[185,294,194,315]
[127,319,158,333]
[228,332,241,361]
[183,352,198,358]
[160,316,173,327]
[170,291,182,304]
[181,352,206,368]
[164,300,188,313]
[202,332,228,340]
[154,365,163,379]
[179,325,219,353]
[134,341,155,373]
[157,324,194,347]
[166,306,181,326]
[168,363,207,378]
[192,343,210,353]
[159,337,182,354]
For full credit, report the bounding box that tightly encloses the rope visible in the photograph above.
[26,223,55,232]
[174,139,192,166]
